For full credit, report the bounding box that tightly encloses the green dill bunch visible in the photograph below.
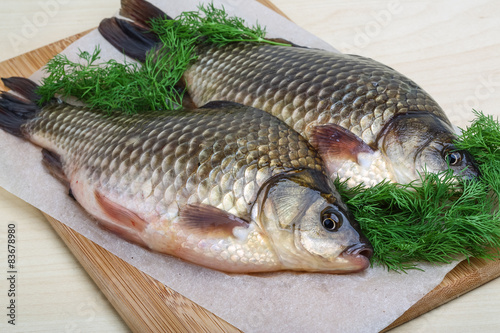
[37,4,289,114]
[336,111,500,272]
[148,2,289,47]
[456,110,500,200]
[37,46,192,114]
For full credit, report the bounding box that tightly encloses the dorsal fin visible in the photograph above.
[199,101,245,109]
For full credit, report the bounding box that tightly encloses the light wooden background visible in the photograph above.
[1,0,500,332]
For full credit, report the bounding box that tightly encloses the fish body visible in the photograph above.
[0,77,372,273]
[102,1,479,187]
[183,43,479,187]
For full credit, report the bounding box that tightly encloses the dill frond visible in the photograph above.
[37,3,289,113]
[149,3,288,46]
[337,111,500,272]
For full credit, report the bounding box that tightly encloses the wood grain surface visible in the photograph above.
[1,1,500,332]
[44,214,240,333]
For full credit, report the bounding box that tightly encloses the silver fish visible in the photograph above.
[102,0,479,188]
[0,77,372,273]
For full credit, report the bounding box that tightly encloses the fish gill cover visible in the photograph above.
[34,4,500,272]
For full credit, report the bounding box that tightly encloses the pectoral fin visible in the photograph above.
[311,124,376,170]
[180,204,250,239]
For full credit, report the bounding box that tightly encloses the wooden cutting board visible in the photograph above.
[1,1,500,331]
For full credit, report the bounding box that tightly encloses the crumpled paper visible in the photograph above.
[0,0,462,332]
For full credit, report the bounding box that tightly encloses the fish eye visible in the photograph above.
[321,208,343,232]
[444,151,463,166]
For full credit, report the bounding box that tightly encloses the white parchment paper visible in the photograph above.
[0,1,461,332]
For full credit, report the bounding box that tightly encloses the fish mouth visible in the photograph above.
[338,243,373,273]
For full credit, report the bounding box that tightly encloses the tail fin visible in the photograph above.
[2,77,41,102]
[0,77,40,138]
[120,0,170,28]
[99,17,160,62]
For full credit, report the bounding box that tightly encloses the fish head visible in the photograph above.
[379,113,480,183]
[253,169,373,273]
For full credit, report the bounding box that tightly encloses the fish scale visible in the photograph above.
[185,43,447,145]
[20,100,351,269]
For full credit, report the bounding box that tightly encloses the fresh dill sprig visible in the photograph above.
[37,3,289,113]
[149,3,290,46]
[455,110,500,199]
[37,46,191,113]
[336,111,500,272]
[140,3,290,109]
